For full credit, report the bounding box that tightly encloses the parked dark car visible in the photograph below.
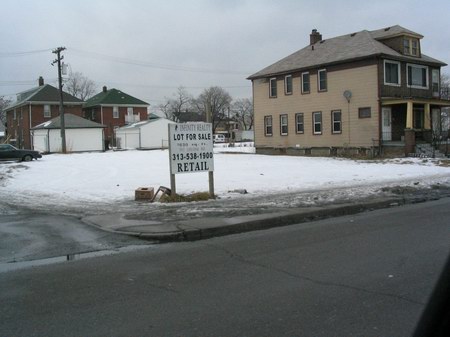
[0,144,42,161]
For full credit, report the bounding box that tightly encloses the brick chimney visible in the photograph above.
[103,86,107,93]
[310,29,322,45]
[38,76,44,86]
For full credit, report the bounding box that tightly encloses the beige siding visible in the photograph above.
[253,64,379,148]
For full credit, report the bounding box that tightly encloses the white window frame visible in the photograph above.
[301,72,310,94]
[44,104,51,118]
[331,110,342,134]
[284,75,293,95]
[113,106,119,119]
[269,78,277,98]
[318,69,327,92]
[295,113,304,134]
[313,111,322,135]
[384,60,401,86]
[280,114,288,136]
[407,63,429,89]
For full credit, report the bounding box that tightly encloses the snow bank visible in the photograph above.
[1,150,449,208]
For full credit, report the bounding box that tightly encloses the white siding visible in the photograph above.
[32,130,49,152]
[115,118,175,149]
[116,130,140,149]
[34,128,104,153]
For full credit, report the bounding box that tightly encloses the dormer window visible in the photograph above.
[403,38,410,55]
[403,37,420,56]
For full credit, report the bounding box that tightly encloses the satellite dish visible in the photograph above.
[343,90,352,103]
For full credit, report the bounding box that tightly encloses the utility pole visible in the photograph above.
[52,47,66,153]
[206,101,215,198]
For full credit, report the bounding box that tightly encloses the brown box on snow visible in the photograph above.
[135,187,154,201]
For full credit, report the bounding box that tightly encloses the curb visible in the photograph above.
[83,191,449,243]
[84,195,418,242]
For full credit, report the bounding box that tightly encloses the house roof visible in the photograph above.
[6,84,84,111]
[83,88,149,108]
[116,117,174,130]
[248,25,447,80]
[32,113,106,130]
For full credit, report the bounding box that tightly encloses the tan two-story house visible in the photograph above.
[248,26,449,157]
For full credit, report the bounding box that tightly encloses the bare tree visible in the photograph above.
[158,86,193,122]
[65,72,97,101]
[231,98,253,130]
[192,86,232,133]
[441,73,450,100]
[0,96,12,127]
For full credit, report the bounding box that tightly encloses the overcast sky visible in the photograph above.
[1,0,449,113]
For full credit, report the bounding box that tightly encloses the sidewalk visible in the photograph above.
[83,191,445,242]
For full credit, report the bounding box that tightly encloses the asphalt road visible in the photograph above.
[1,199,449,337]
[0,213,149,264]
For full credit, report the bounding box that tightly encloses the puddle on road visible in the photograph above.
[0,245,153,273]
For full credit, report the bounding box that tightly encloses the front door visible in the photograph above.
[382,107,392,141]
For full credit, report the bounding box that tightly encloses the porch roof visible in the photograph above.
[381,97,450,107]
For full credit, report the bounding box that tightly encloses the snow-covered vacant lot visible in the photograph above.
[1,146,450,216]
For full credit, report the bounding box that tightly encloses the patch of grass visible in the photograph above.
[437,160,450,167]
[160,192,214,203]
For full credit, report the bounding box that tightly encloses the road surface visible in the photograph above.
[1,199,449,337]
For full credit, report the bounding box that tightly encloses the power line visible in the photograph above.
[0,48,53,57]
[68,47,253,75]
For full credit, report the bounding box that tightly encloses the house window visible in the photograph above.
[332,110,342,134]
[113,106,119,118]
[13,109,16,120]
[280,114,288,136]
[313,111,322,135]
[269,78,277,98]
[284,75,293,95]
[407,64,428,89]
[384,60,401,86]
[403,38,411,55]
[318,69,327,91]
[411,39,418,56]
[264,116,273,136]
[404,38,419,56]
[358,107,371,118]
[432,69,440,97]
[295,113,304,134]
[301,72,310,94]
[127,107,133,115]
[44,105,51,118]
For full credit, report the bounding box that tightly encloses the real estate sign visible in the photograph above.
[168,123,214,174]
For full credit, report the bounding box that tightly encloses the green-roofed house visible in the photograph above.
[5,77,84,149]
[83,86,149,146]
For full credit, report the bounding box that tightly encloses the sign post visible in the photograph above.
[168,123,215,198]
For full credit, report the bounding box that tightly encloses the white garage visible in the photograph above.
[115,116,175,149]
[32,114,105,153]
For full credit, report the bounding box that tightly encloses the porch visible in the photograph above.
[381,98,450,156]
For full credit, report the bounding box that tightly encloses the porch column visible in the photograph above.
[406,101,413,129]
[424,103,431,129]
